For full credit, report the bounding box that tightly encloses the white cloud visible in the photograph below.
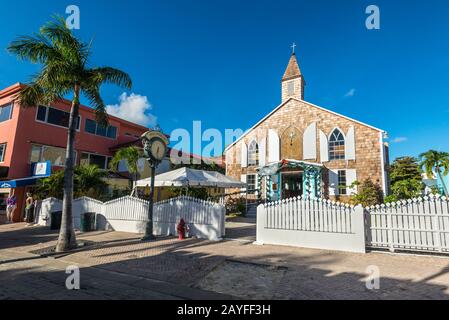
[344,88,356,98]
[392,137,408,143]
[106,93,157,127]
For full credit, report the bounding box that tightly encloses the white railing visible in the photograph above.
[256,196,366,253]
[365,194,449,253]
[36,195,225,241]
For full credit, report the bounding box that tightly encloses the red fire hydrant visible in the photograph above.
[177,218,186,240]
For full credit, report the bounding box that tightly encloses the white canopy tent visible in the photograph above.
[135,167,246,189]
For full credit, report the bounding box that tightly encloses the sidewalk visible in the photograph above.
[0,224,231,300]
[1,222,449,299]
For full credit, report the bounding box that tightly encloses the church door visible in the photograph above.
[281,172,303,199]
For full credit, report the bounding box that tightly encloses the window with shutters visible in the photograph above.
[338,170,347,195]
[248,140,259,166]
[329,129,345,160]
[247,174,257,194]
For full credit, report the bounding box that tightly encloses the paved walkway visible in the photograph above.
[0,224,231,300]
[224,217,256,242]
[2,222,449,299]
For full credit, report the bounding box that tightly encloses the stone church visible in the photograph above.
[225,52,389,202]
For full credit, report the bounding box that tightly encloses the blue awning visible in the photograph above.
[0,175,49,188]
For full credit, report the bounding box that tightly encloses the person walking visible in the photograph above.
[6,191,17,223]
[25,192,35,225]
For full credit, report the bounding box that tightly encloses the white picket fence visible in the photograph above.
[365,194,449,253]
[256,196,366,253]
[35,193,449,254]
[36,195,225,240]
[154,196,226,241]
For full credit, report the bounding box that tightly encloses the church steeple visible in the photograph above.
[281,48,305,102]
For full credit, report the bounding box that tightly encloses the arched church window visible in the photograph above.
[329,129,345,160]
[248,140,259,166]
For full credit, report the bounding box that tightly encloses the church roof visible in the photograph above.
[224,97,386,152]
[282,53,302,81]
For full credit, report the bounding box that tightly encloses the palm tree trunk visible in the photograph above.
[56,85,80,252]
[131,172,137,197]
[437,168,449,197]
[129,178,134,196]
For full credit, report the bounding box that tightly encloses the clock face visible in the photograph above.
[150,139,166,161]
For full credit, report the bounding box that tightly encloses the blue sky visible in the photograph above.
[1,0,449,160]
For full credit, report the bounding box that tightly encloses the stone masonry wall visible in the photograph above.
[226,98,387,201]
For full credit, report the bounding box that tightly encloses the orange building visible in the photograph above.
[0,83,149,222]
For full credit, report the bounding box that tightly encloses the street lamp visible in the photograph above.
[140,130,169,241]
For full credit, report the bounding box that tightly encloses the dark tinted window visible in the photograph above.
[37,106,80,130]
[107,126,117,139]
[36,106,47,121]
[89,154,107,169]
[85,118,117,139]
[47,108,70,128]
[85,119,97,134]
[96,125,107,137]
[0,144,6,162]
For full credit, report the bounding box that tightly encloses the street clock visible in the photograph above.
[141,130,169,163]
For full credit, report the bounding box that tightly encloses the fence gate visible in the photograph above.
[365,195,449,253]
[256,196,366,253]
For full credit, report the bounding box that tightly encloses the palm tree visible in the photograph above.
[109,146,143,192]
[35,170,65,200]
[7,17,132,252]
[74,165,108,199]
[420,150,449,197]
[36,165,107,200]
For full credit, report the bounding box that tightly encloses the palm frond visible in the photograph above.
[109,146,141,175]
[7,33,60,64]
[88,67,132,89]
[15,83,51,107]
[82,86,108,127]
[40,16,88,64]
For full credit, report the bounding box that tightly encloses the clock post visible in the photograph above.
[140,130,169,241]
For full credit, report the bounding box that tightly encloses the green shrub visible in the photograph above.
[391,179,422,200]
[384,194,398,203]
[351,179,384,207]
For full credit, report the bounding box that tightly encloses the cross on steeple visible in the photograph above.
[291,42,297,54]
[282,46,304,102]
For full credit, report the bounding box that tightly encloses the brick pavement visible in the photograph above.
[1,222,449,299]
